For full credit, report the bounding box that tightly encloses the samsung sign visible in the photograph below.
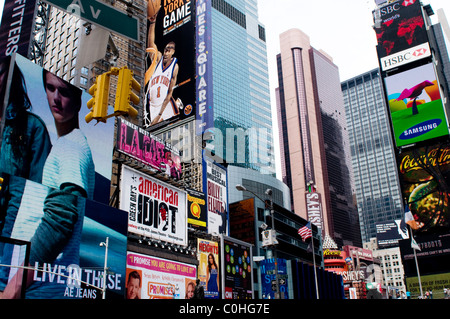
[380,42,431,71]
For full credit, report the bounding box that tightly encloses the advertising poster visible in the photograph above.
[116,117,182,180]
[203,156,228,235]
[197,238,220,299]
[397,142,450,233]
[126,252,197,299]
[0,0,36,57]
[221,236,253,299]
[0,173,128,299]
[187,188,207,231]
[375,220,410,248]
[0,53,114,205]
[373,0,428,60]
[260,258,288,299]
[119,166,188,246]
[384,63,449,147]
[143,0,196,130]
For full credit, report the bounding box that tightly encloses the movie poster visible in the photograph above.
[197,238,219,299]
[119,166,188,246]
[126,252,196,299]
[143,0,196,130]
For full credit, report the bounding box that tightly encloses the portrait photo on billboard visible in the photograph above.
[126,252,197,299]
[143,0,195,130]
[0,173,128,299]
[0,53,115,205]
[384,63,449,148]
[373,0,429,59]
[197,238,220,299]
[398,142,450,234]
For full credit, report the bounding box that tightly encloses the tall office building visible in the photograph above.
[276,28,361,248]
[341,70,403,243]
[209,0,276,176]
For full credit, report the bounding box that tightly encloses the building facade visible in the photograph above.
[276,28,361,248]
[341,69,403,243]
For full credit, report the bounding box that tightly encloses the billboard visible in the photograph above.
[0,54,114,205]
[0,0,37,57]
[119,165,188,246]
[384,63,449,147]
[373,0,429,61]
[375,220,410,247]
[143,0,196,130]
[116,117,182,180]
[305,192,324,235]
[0,173,128,299]
[197,238,220,299]
[196,0,214,135]
[221,236,253,299]
[187,188,207,231]
[203,156,228,235]
[126,252,197,299]
[397,142,450,233]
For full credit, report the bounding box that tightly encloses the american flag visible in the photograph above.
[298,222,312,241]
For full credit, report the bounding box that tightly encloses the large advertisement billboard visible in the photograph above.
[126,252,197,299]
[373,0,429,62]
[0,174,128,299]
[375,220,410,248]
[221,236,253,299]
[197,238,220,299]
[384,63,449,147]
[187,188,207,231]
[0,53,115,205]
[116,117,182,180]
[143,0,196,130]
[0,0,37,58]
[260,258,289,299]
[397,142,450,234]
[203,156,228,235]
[119,166,188,246]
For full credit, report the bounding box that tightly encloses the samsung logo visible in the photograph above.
[400,119,441,140]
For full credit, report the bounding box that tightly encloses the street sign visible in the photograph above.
[43,0,139,41]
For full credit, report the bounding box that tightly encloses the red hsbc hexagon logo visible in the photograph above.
[412,48,428,57]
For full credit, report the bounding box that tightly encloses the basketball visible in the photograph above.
[147,0,161,18]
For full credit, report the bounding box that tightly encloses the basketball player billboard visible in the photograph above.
[143,0,196,131]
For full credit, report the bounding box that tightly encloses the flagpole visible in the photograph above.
[311,231,319,299]
[410,228,423,298]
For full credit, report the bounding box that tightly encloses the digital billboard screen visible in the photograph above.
[0,173,128,299]
[397,142,450,234]
[143,0,196,130]
[384,63,449,147]
[373,0,429,60]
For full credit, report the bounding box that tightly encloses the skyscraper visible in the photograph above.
[341,69,403,243]
[276,28,361,248]
[209,0,276,176]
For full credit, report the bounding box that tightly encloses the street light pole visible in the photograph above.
[236,184,281,299]
[100,237,109,300]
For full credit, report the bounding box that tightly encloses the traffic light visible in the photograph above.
[86,72,110,123]
[114,66,140,119]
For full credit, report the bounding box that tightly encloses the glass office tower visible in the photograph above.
[341,69,403,243]
[210,0,276,176]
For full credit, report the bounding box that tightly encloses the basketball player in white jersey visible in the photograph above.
[144,7,179,126]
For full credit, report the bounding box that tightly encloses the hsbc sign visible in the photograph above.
[380,42,431,71]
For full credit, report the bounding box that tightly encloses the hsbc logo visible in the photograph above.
[380,43,431,71]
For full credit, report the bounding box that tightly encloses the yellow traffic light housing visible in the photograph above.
[86,72,110,123]
[114,66,140,119]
